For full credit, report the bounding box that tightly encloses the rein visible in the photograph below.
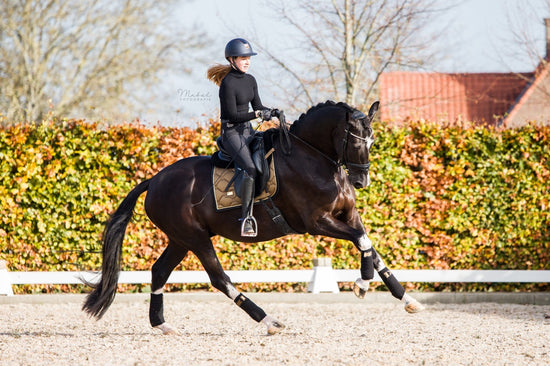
[274,110,338,166]
[288,131,341,168]
[275,110,292,156]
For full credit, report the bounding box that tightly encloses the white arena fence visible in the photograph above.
[1,259,549,296]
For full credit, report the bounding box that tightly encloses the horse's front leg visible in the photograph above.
[351,232,375,299]
[372,248,425,313]
[311,213,375,296]
[351,234,425,313]
[312,212,424,313]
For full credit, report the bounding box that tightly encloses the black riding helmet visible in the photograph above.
[225,38,257,59]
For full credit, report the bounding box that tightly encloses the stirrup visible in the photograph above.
[240,216,258,237]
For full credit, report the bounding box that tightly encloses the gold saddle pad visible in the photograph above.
[212,158,278,211]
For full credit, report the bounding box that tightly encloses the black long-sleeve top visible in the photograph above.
[219,67,266,123]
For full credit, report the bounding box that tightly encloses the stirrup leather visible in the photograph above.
[241,216,258,237]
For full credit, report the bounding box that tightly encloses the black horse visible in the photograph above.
[82,101,424,335]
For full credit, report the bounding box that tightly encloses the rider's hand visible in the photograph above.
[256,109,272,121]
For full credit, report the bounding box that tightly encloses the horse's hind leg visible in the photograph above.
[193,242,285,335]
[150,240,188,335]
[372,248,425,313]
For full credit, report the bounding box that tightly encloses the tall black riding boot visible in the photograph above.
[240,173,257,237]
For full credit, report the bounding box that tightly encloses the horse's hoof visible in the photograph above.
[154,322,180,335]
[266,320,286,335]
[404,299,425,314]
[353,278,369,299]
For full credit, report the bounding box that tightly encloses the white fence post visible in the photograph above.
[0,260,14,296]
[307,257,339,293]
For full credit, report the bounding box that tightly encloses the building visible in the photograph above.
[379,19,550,128]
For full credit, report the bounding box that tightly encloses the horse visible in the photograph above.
[82,100,424,335]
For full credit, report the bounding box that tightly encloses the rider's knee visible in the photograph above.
[244,166,256,179]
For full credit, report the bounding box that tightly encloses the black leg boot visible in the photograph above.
[240,173,257,237]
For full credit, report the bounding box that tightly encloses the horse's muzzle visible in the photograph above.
[349,172,371,189]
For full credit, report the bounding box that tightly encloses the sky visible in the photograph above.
[146,0,550,126]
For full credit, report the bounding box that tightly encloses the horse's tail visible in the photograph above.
[82,179,150,319]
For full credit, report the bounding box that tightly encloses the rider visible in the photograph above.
[207,38,274,237]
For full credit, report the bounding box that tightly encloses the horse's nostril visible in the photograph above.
[354,182,363,189]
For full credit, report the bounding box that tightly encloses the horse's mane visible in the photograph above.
[259,101,356,142]
[289,100,356,133]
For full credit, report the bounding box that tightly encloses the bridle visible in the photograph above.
[284,110,374,176]
[341,117,373,174]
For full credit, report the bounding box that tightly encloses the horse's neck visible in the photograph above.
[292,116,339,159]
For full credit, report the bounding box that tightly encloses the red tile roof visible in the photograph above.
[379,72,533,125]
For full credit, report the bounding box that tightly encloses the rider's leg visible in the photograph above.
[220,126,258,236]
[221,124,257,180]
[240,171,257,236]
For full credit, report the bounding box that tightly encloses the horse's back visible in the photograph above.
[149,155,211,189]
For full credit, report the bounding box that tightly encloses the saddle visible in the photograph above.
[211,132,278,211]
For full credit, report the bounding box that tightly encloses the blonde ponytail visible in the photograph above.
[207,64,231,86]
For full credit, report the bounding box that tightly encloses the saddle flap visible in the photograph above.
[212,158,278,211]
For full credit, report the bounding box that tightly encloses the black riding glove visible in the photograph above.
[256,109,272,121]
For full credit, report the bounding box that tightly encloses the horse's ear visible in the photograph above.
[368,101,380,119]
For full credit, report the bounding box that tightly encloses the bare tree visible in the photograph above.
[0,0,206,124]
[496,0,550,70]
[493,1,550,126]
[498,0,550,88]
[258,0,445,111]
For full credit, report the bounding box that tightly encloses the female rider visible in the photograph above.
[207,38,273,237]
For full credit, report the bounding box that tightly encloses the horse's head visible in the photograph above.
[338,101,379,189]
[289,100,379,189]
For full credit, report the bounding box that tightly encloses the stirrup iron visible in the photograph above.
[241,216,258,237]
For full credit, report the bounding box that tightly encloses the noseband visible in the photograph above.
[340,115,373,174]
